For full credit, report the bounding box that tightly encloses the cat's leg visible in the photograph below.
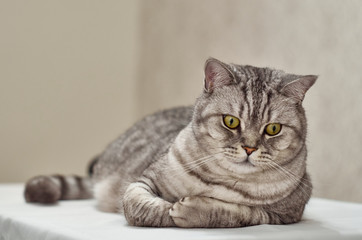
[93,175,127,213]
[123,181,176,227]
[169,196,285,228]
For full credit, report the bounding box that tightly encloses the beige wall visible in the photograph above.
[1,0,362,203]
[0,1,140,182]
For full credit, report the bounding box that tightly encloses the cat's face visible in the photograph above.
[192,59,316,176]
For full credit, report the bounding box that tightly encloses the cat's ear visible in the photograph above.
[204,58,235,93]
[280,75,318,102]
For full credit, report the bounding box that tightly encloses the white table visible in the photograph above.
[0,184,361,240]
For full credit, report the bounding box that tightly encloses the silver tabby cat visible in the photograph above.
[25,58,317,228]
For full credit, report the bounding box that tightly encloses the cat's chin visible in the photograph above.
[222,158,260,175]
[234,158,255,167]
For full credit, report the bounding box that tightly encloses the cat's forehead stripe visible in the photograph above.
[236,67,272,124]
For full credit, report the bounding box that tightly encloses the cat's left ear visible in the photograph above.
[204,58,235,93]
[280,75,318,102]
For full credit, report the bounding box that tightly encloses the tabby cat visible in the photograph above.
[25,58,317,228]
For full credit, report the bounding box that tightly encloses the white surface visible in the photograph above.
[0,184,361,240]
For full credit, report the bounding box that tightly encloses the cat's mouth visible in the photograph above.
[233,157,255,167]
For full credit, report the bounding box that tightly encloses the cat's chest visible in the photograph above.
[161,168,294,205]
[203,178,295,205]
[159,171,295,206]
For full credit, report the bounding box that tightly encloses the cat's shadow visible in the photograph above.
[167,219,343,239]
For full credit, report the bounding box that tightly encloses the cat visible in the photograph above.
[24,58,317,228]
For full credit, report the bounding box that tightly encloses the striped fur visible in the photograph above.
[25,58,317,228]
[24,175,92,204]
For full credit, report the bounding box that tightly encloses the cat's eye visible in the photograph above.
[223,115,240,129]
[265,123,282,136]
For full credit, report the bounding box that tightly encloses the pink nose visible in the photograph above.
[243,146,257,155]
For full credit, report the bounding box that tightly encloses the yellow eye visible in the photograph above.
[265,123,282,136]
[223,115,240,129]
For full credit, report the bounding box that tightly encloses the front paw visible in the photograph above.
[169,196,211,228]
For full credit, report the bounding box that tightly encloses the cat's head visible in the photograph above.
[192,58,317,175]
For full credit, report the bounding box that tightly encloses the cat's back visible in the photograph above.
[93,106,193,180]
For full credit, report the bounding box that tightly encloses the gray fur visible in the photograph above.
[25,58,317,228]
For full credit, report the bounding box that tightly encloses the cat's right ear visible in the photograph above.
[204,58,235,93]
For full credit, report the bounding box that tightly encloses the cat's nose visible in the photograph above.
[242,146,258,155]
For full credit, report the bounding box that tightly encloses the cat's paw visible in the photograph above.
[24,176,61,204]
[169,196,211,228]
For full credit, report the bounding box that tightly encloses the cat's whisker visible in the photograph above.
[170,147,231,171]
[183,155,217,170]
[223,154,238,161]
[173,156,218,178]
[169,151,224,176]
[270,162,308,186]
[266,162,311,197]
[177,148,243,176]
[265,163,307,197]
[223,152,238,159]
[267,162,303,185]
[252,159,271,167]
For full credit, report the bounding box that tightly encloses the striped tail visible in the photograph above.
[24,175,93,204]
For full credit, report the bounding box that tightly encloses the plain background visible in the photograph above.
[1,0,362,203]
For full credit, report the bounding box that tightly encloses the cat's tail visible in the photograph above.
[24,155,100,204]
[24,174,93,204]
